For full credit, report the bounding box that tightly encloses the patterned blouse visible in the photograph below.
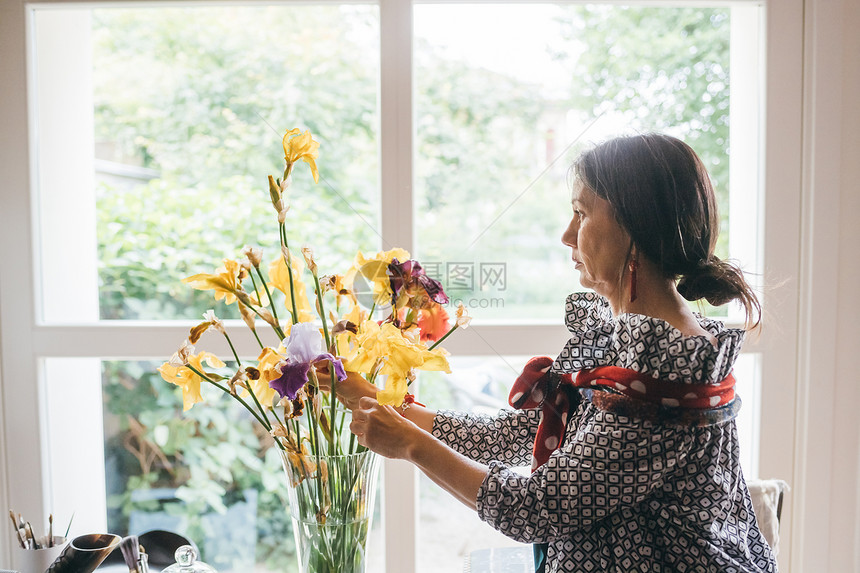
[432,292,778,572]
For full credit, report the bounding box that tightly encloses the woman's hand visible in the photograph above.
[349,396,423,460]
[351,396,488,510]
[314,361,377,411]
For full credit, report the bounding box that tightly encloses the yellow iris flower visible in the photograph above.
[183,259,246,305]
[283,128,320,184]
[268,254,315,323]
[158,351,226,411]
[345,248,411,306]
[240,346,283,406]
[343,320,451,406]
[257,345,286,384]
[331,302,364,359]
[376,373,410,407]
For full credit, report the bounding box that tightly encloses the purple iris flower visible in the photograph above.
[388,258,449,305]
[269,322,347,400]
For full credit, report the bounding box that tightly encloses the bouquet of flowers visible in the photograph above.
[158,128,470,573]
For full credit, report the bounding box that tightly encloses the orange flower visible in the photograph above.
[418,303,450,342]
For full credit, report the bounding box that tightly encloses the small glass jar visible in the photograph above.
[159,546,217,573]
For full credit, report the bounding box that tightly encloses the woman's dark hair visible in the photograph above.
[573,133,761,329]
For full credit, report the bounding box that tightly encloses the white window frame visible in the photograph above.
[4,0,851,571]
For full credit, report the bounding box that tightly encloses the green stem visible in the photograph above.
[254,265,287,340]
[307,372,327,449]
[185,364,284,451]
[312,273,332,351]
[251,328,264,349]
[338,411,350,453]
[222,332,241,366]
[248,269,264,309]
[329,374,341,456]
[238,296,285,340]
[245,384,275,432]
[304,373,330,516]
[428,323,459,350]
[311,272,339,456]
[293,419,302,443]
[218,332,277,430]
[279,223,300,325]
[307,406,327,516]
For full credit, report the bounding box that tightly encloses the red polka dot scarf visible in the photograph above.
[509,356,736,471]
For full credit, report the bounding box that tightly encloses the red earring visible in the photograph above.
[628,257,639,303]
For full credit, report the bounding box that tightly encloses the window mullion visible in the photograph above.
[379,1,418,573]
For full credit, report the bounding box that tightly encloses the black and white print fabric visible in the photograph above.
[551,292,745,385]
[432,293,778,572]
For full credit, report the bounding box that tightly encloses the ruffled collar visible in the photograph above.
[550,292,745,385]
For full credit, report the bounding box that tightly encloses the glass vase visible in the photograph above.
[281,449,380,573]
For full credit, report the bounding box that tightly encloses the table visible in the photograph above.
[464,546,534,573]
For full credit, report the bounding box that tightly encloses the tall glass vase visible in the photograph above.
[281,449,380,573]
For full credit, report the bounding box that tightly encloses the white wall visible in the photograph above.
[790,0,860,570]
[828,0,860,569]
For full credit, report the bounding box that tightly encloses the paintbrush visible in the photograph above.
[8,510,26,549]
[48,513,53,547]
[64,511,74,539]
[138,545,150,573]
[119,535,141,573]
[25,521,37,549]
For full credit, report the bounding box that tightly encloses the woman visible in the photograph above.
[330,134,777,572]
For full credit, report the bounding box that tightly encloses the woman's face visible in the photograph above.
[561,181,632,302]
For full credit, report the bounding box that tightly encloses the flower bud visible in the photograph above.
[188,322,209,344]
[168,339,195,366]
[280,175,292,192]
[270,424,290,438]
[243,245,263,268]
[228,369,248,395]
[239,302,257,331]
[278,206,290,223]
[259,308,279,329]
[268,175,281,209]
[203,309,226,334]
[302,246,317,275]
[455,302,472,328]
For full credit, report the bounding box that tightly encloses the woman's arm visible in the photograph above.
[350,396,488,509]
[317,362,538,465]
[432,408,539,467]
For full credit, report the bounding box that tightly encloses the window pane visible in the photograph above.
[43,358,383,572]
[414,4,748,320]
[33,5,380,322]
[417,357,531,572]
[734,352,762,479]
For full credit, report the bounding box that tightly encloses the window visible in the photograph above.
[0,1,804,571]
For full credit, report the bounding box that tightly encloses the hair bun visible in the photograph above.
[676,258,742,307]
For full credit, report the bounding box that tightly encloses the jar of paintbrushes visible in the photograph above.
[8,510,67,573]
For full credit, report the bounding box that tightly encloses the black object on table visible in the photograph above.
[98,530,196,571]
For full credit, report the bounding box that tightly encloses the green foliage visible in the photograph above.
[93,5,381,321]
[414,34,577,317]
[557,5,732,257]
[412,6,732,318]
[103,360,296,569]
